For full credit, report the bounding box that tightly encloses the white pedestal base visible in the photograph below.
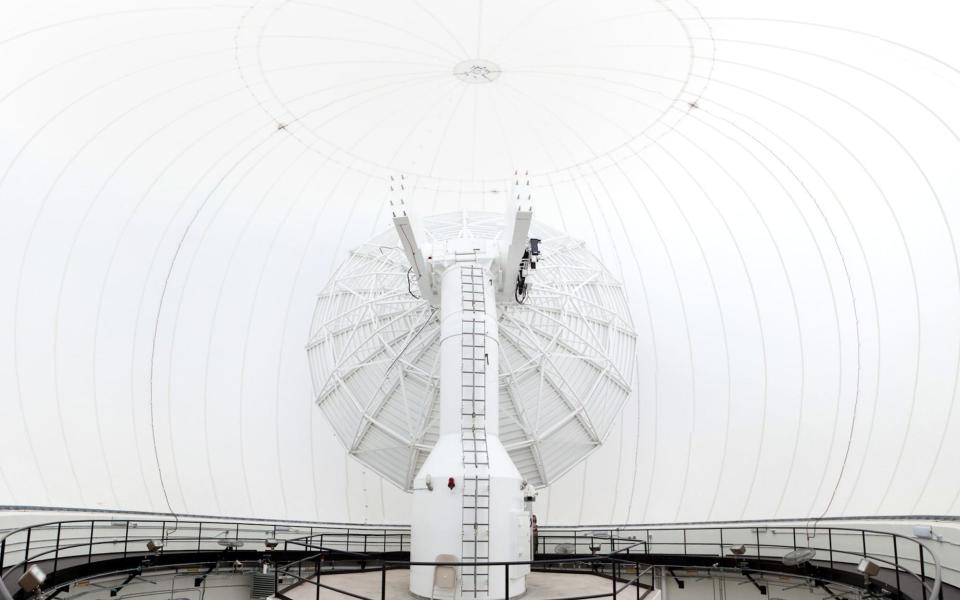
[409,436,529,600]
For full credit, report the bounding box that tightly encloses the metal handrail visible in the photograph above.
[537,529,944,600]
[4,505,959,527]
[0,518,944,600]
[0,518,404,544]
[279,524,945,594]
[276,553,653,600]
[0,518,408,585]
[918,540,943,600]
[0,519,406,554]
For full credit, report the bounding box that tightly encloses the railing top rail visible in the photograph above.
[538,515,960,529]
[537,524,931,539]
[4,505,956,532]
[0,518,407,544]
[1,521,939,554]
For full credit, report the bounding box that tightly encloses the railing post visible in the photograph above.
[505,564,510,600]
[317,559,322,600]
[635,561,640,600]
[718,528,723,558]
[54,523,62,573]
[756,528,761,559]
[862,531,867,558]
[381,563,387,600]
[1,536,5,571]
[88,521,95,564]
[919,545,927,600]
[828,529,833,569]
[23,527,31,574]
[892,535,901,600]
[682,530,686,556]
[197,523,202,552]
[123,521,129,558]
[612,560,617,599]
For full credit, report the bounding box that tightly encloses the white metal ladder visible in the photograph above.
[459,264,489,599]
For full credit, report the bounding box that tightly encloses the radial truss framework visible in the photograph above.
[308,212,637,490]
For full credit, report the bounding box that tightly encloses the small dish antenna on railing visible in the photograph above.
[18,564,46,599]
[590,531,610,538]
[782,548,817,566]
[857,558,881,586]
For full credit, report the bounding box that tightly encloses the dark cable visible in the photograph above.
[407,266,421,300]
[514,276,527,304]
[147,132,276,537]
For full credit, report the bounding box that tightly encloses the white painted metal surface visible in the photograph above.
[409,257,524,599]
[309,208,635,598]
[307,212,637,491]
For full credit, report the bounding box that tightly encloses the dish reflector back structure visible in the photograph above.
[307,211,637,491]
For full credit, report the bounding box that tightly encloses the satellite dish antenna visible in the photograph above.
[782,548,817,566]
[308,211,636,491]
[308,186,637,599]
